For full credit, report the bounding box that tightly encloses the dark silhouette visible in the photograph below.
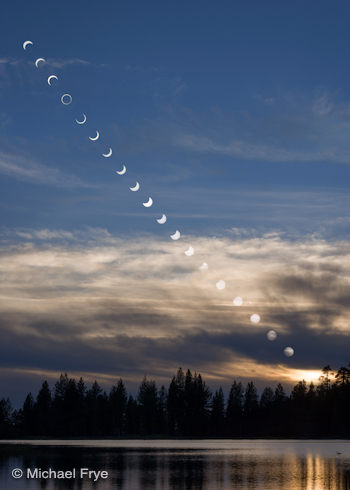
[226,380,243,437]
[0,363,349,438]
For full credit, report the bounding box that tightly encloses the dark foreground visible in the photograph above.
[0,439,349,489]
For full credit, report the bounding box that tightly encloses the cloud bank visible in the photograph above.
[0,229,349,403]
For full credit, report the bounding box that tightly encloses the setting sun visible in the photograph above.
[290,370,323,383]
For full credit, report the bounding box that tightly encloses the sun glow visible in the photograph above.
[292,369,323,383]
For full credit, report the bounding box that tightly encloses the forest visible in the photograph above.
[0,364,349,438]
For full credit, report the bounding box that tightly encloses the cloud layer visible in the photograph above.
[0,229,349,403]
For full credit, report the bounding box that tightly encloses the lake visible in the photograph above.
[0,440,349,489]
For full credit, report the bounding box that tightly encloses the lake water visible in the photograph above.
[0,440,349,489]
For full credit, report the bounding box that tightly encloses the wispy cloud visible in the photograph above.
[0,57,22,66]
[0,57,91,68]
[45,58,91,69]
[0,57,101,89]
[312,94,334,117]
[174,133,350,164]
[0,151,92,188]
[117,89,350,165]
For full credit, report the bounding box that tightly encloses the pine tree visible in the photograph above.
[36,380,51,435]
[243,381,258,436]
[109,379,127,436]
[0,398,13,437]
[138,377,158,435]
[167,368,185,435]
[226,381,243,437]
[125,395,139,434]
[22,393,35,435]
[210,387,225,436]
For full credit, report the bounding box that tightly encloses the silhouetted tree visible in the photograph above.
[210,387,225,436]
[138,377,158,435]
[259,387,274,436]
[1,363,349,439]
[21,393,35,436]
[226,381,243,437]
[35,381,51,435]
[271,383,289,436]
[335,366,350,386]
[76,377,87,435]
[86,381,106,436]
[189,373,211,436]
[0,398,13,437]
[125,395,139,435]
[157,385,167,434]
[167,368,185,435]
[243,381,258,436]
[109,379,127,436]
[332,366,350,436]
[320,365,333,390]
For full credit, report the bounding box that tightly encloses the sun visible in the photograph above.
[292,369,323,383]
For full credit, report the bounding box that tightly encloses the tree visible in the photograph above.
[335,366,350,386]
[243,382,259,436]
[291,380,312,437]
[36,380,51,411]
[109,379,127,436]
[125,395,139,434]
[210,388,225,436]
[157,385,167,434]
[64,378,81,436]
[86,381,106,436]
[183,369,194,435]
[260,387,274,409]
[22,393,35,435]
[54,373,69,404]
[226,381,243,437]
[274,383,286,404]
[185,373,211,436]
[167,368,185,435]
[259,387,274,436]
[272,383,288,436]
[76,377,87,435]
[319,365,333,392]
[291,380,308,401]
[36,381,51,435]
[0,398,13,437]
[2,363,350,439]
[138,377,158,435]
[332,366,350,436]
[244,382,258,414]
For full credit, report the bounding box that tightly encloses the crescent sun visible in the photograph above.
[75,114,87,125]
[115,165,126,175]
[47,75,58,86]
[35,58,45,68]
[102,148,112,158]
[143,197,153,207]
[184,246,194,256]
[129,182,140,192]
[89,131,100,141]
[199,262,209,271]
[156,214,167,224]
[23,40,33,50]
[170,230,181,240]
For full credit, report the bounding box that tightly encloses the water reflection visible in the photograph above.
[0,441,349,489]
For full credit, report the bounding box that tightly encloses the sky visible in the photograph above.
[1,0,350,406]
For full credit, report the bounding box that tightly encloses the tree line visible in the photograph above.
[0,364,349,438]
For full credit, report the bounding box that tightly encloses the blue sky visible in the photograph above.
[2,0,350,238]
[1,1,350,404]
